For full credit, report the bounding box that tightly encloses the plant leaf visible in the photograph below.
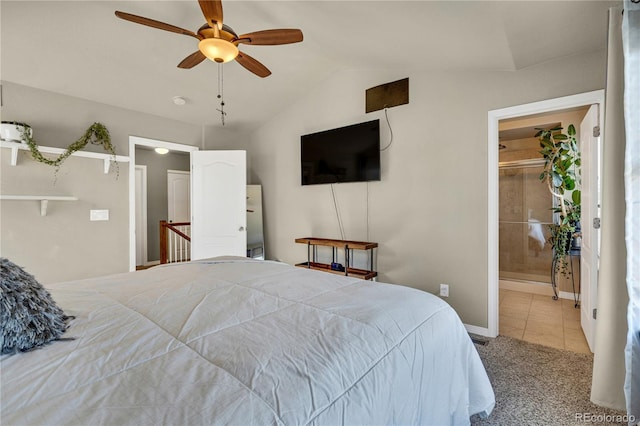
[572,190,581,205]
[564,178,575,190]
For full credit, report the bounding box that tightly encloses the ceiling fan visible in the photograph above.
[115,0,303,78]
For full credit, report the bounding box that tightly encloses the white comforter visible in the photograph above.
[1,258,494,425]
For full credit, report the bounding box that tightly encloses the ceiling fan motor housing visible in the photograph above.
[197,23,238,40]
[198,23,239,63]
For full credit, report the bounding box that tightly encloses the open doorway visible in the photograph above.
[128,136,199,271]
[498,107,593,353]
[487,90,605,347]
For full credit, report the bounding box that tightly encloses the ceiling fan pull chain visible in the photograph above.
[216,63,227,125]
[217,62,222,98]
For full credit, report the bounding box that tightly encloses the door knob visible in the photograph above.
[239,226,245,231]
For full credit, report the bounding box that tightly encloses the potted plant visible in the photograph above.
[537,124,581,274]
[1,121,32,143]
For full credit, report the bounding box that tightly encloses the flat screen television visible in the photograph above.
[301,119,380,185]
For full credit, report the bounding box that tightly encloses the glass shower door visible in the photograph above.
[499,161,553,284]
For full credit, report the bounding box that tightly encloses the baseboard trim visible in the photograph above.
[558,290,580,301]
[465,324,492,337]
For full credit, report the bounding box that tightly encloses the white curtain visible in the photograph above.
[623,0,639,422]
[591,6,629,413]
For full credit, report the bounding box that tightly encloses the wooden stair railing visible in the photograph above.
[160,220,191,264]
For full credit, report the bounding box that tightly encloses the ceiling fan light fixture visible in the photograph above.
[198,38,238,63]
[154,147,169,155]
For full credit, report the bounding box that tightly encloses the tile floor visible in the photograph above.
[499,288,591,354]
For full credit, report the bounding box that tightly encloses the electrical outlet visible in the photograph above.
[439,283,449,298]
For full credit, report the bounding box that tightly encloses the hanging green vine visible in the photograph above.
[21,122,118,177]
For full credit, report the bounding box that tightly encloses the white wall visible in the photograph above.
[247,50,607,328]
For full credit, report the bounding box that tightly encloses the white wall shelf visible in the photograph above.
[0,140,130,174]
[0,195,79,216]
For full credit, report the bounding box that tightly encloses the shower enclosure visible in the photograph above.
[499,159,553,284]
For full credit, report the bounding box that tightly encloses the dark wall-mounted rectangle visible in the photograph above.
[365,78,409,113]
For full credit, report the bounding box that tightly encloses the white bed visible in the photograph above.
[1,257,494,425]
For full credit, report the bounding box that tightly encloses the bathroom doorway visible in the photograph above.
[497,111,590,353]
[487,90,605,347]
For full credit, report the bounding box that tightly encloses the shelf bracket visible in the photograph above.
[103,158,111,174]
[10,147,18,166]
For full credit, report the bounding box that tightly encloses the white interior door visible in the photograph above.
[580,104,600,352]
[135,165,147,266]
[167,170,190,223]
[191,150,246,260]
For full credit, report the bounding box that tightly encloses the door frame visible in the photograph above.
[486,90,604,338]
[128,136,199,271]
[135,165,148,266]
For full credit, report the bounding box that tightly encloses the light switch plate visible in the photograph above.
[90,209,109,221]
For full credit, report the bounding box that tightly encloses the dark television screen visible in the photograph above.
[301,119,380,185]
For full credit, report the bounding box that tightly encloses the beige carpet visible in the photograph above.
[470,335,628,426]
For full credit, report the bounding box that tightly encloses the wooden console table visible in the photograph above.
[295,237,378,280]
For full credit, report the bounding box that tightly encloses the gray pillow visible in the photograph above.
[1,258,73,354]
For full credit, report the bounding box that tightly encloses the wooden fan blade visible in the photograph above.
[199,0,223,29]
[178,51,207,69]
[115,11,200,39]
[236,29,303,45]
[235,51,271,78]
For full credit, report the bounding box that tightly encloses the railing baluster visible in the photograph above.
[172,231,176,263]
[169,231,173,263]
[179,226,184,262]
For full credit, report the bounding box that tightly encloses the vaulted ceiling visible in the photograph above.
[1,1,619,132]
